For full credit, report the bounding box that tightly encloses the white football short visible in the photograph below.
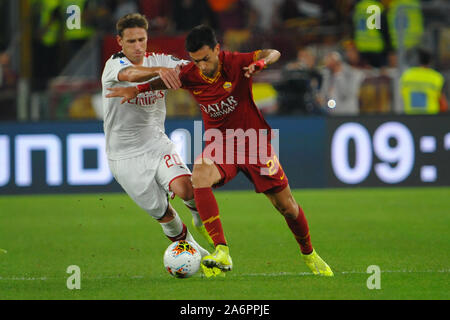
[108,143,191,219]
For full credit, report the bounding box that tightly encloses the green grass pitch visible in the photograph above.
[0,187,448,300]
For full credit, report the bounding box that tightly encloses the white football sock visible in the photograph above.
[159,211,184,238]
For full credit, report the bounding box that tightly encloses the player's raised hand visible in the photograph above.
[106,86,139,104]
[157,67,182,89]
[243,59,266,78]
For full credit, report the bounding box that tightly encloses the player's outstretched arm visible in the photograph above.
[107,64,183,104]
[105,77,168,104]
[118,66,181,89]
[243,49,281,78]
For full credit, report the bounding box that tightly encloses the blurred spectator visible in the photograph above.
[32,0,64,91]
[318,51,365,115]
[286,47,317,71]
[0,51,17,119]
[352,0,393,68]
[400,48,448,114]
[247,0,283,32]
[0,0,10,52]
[0,52,17,89]
[280,0,323,20]
[90,1,114,33]
[341,39,368,69]
[139,0,172,32]
[172,0,217,32]
[274,47,323,114]
[387,0,423,51]
[223,29,251,51]
[113,0,138,22]
[207,0,248,31]
[334,0,357,26]
[279,0,340,24]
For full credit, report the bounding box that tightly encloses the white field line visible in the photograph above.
[0,269,448,281]
[242,269,450,277]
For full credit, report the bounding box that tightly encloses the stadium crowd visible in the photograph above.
[0,0,448,120]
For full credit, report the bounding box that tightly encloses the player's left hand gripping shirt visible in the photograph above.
[101,52,187,160]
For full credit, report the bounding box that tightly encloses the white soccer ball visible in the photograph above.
[163,240,202,278]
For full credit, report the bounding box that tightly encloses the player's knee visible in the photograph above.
[170,176,194,201]
[192,163,215,188]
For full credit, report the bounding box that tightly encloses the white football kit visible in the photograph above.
[101,52,190,219]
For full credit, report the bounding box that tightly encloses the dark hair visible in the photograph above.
[116,13,149,37]
[417,48,432,66]
[185,25,218,52]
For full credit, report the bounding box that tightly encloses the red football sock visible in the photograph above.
[284,204,313,255]
[193,187,227,247]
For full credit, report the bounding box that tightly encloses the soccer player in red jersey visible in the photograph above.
[106,25,333,277]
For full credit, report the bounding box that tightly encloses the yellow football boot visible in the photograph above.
[302,249,334,276]
[200,264,225,278]
[202,244,233,272]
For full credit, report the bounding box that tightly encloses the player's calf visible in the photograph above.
[265,187,313,255]
[265,186,299,219]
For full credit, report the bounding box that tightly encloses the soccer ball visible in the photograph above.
[163,240,201,278]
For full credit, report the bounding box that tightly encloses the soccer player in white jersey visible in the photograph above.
[101,14,216,275]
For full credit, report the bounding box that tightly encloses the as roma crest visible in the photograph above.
[223,81,232,92]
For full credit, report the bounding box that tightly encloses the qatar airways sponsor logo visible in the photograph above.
[199,95,238,118]
[128,91,165,106]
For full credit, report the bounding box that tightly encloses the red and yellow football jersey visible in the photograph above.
[180,50,287,192]
[179,50,272,136]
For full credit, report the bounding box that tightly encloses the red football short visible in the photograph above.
[198,143,289,194]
